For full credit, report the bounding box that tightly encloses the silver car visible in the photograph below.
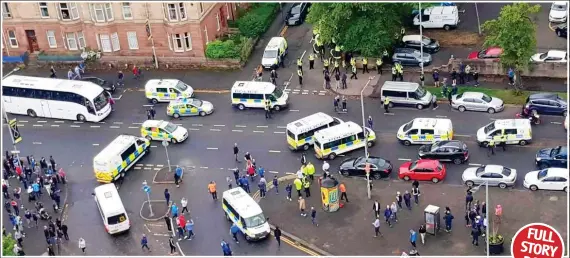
[462,164,517,189]
[451,92,504,114]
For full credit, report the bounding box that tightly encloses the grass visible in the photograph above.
[420,30,484,46]
[426,86,568,105]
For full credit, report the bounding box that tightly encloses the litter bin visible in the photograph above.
[424,205,441,235]
[320,177,339,212]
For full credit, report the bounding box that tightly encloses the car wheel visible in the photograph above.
[171,138,178,144]
[245,235,252,241]
[274,105,281,111]
[77,114,86,122]
[403,176,410,181]
[416,104,424,110]
[432,177,439,183]
[371,173,381,180]
[563,110,567,117]
[444,25,451,31]
[27,109,37,117]
[557,30,562,37]
[530,185,538,191]
[388,102,394,108]
[341,170,349,177]
[453,158,462,165]
[564,187,567,193]
[530,109,538,116]
[199,111,206,117]
[328,153,337,160]
[465,181,474,187]
[367,141,374,147]
[487,108,496,114]
[151,98,158,104]
[238,104,245,110]
[519,140,527,146]
[403,140,411,146]
[173,113,180,119]
[145,136,152,141]
[458,106,466,112]
[302,144,310,151]
[498,183,507,189]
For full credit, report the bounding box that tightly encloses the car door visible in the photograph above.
[461,98,475,110]
[548,100,563,115]
[150,127,162,140]
[555,177,568,191]
[422,167,435,180]
[407,129,420,142]
[419,129,435,144]
[354,163,367,177]
[478,172,494,185]
[504,129,518,144]
[156,87,169,100]
[532,100,551,114]
[430,147,445,160]
[540,177,558,190]
[471,98,486,111]
[186,104,198,116]
[168,88,181,101]
[553,152,567,167]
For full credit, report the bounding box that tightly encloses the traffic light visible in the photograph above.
[145,20,152,40]
[9,119,22,144]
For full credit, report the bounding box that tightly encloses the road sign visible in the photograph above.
[9,119,22,144]
[162,140,169,147]
[143,185,151,193]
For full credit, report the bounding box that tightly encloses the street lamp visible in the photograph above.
[474,4,482,35]
[162,140,172,172]
[419,2,424,80]
[360,76,375,200]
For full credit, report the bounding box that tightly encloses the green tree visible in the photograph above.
[482,3,541,89]
[306,3,413,56]
[2,234,17,256]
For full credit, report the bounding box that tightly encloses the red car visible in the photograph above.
[468,47,503,60]
[398,159,446,183]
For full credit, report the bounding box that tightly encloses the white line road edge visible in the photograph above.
[398,158,412,161]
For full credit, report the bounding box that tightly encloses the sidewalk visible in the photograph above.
[258,177,567,256]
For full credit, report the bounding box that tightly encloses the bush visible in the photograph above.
[2,234,17,256]
[205,39,241,59]
[239,37,256,62]
[237,3,279,38]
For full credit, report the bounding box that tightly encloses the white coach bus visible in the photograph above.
[2,75,112,122]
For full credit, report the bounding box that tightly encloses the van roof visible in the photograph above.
[142,120,169,129]
[411,118,452,129]
[94,135,141,161]
[145,79,181,90]
[382,81,421,92]
[94,183,125,215]
[231,81,276,94]
[493,119,531,129]
[423,6,457,15]
[3,75,105,100]
[314,121,362,143]
[265,37,285,50]
[402,35,430,42]
[286,112,335,135]
[223,187,263,218]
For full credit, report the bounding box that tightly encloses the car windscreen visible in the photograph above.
[552,4,567,11]
[429,142,441,151]
[409,161,419,171]
[175,81,189,91]
[475,166,486,176]
[374,158,386,168]
[189,99,203,107]
[93,91,109,111]
[421,37,432,45]
[290,5,301,14]
[481,94,492,103]
[477,50,487,59]
[164,122,178,133]
[244,213,267,228]
[483,123,495,134]
[272,88,283,98]
[501,167,512,177]
[107,213,127,225]
[456,93,463,99]
[263,50,278,59]
[539,53,548,60]
[414,86,427,98]
[287,130,296,139]
[436,163,444,171]
[403,121,414,132]
[537,169,548,180]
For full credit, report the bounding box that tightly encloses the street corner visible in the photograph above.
[140,200,170,221]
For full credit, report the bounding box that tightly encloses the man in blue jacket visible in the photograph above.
[230,223,240,243]
[221,240,232,256]
[409,229,417,248]
[444,211,454,232]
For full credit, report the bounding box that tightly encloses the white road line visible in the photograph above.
[268,171,279,174]
[256,125,269,128]
[454,134,472,137]
[51,125,60,127]
[128,126,138,129]
[113,122,123,124]
[90,126,101,128]
[253,130,265,133]
[302,90,309,92]
[551,122,562,125]
[207,147,219,150]
[19,121,28,123]
[32,142,42,145]
[268,150,281,153]
[156,164,164,167]
[235,125,247,128]
[150,146,158,148]
[98,121,106,124]
[232,130,243,132]
[54,121,65,123]
[33,124,43,127]
[110,126,120,129]
[214,124,226,127]
[210,129,221,132]
[384,113,395,116]
[302,92,309,95]
[338,154,346,157]
[398,158,411,161]
[293,89,301,92]
[289,110,300,112]
[292,92,299,94]
[153,168,161,171]
[145,164,154,167]
[436,115,447,118]
[70,125,80,128]
[273,131,285,134]
[136,164,144,166]
[143,104,154,107]
[200,166,209,169]
[318,93,326,96]
[112,95,122,100]
[92,144,100,146]
[188,128,200,131]
[73,121,84,124]
[277,126,287,129]
[285,172,295,175]
[192,124,203,127]
[37,121,47,123]
[469,163,482,166]
[132,122,143,125]
[319,91,327,93]
[134,167,142,170]
[17,124,25,127]
[174,123,183,126]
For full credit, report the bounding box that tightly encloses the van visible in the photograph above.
[397,118,454,146]
[314,121,376,160]
[476,119,532,147]
[93,135,150,183]
[231,81,289,111]
[380,81,435,110]
[261,37,288,69]
[413,6,459,31]
[93,183,130,234]
[222,187,270,241]
[145,79,195,104]
[286,112,344,151]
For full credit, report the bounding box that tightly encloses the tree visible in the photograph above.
[481,3,541,89]
[306,3,413,57]
[2,234,17,256]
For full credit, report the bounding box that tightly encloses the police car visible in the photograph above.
[140,120,188,143]
[166,98,214,118]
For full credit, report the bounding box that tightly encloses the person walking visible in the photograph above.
[459,62,466,85]
[298,196,306,216]
[49,66,57,78]
[334,70,341,89]
[403,191,412,210]
[350,65,357,79]
[384,205,393,227]
[411,186,420,205]
[61,224,69,240]
[310,207,318,226]
[264,98,272,119]
[444,210,454,232]
[274,226,282,247]
[221,240,232,256]
[487,139,495,156]
[208,181,217,200]
[451,68,457,85]
[174,165,183,188]
[164,189,170,205]
[333,95,340,112]
[383,97,391,114]
[507,67,515,85]
[391,65,397,81]
[258,177,267,198]
[372,217,382,237]
[117,71,124,86]
[341,72,347,89]
[230,223,240,243]
[367,116,373,130]
[303,179,311,197]
[185,219,194,240]
[473,70,480,86]
[465,191,473,211]
[141,234,151,252]
[471,226,480,246]
[67,69,74,80]
[390,202,398,222]
[171,203,179,218]
[168,236,177,254]
[419,224,427,245]
[500,134,507,151]
[47,245,55,256]
[285,183,293,201]
[272,176,279,194]
[362,58,369,73]
[433,70,440,87]
[396,62,404,81]
[409,229,418,248]
[339,183,348,202]
[372,200,381,218]
[294,178,303,197]
[270,69,277,85]
[341,96,347,112]
[333,60,340,74]
[78,237,86,253]
[233,143,240,162]
[180,197,189,214]
[308,53,315,69]
[297,69,303,86]
[324,72,331,89]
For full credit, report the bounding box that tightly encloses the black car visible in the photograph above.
[286,3,310,26]
[536,146,568,169]
[402,35,440,54]
[418,140,469,165]
[525,93,567,117]
[80,77,116,93]
[339,156,392,180]
[555,24,567,38]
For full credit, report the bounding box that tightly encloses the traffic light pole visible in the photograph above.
[3,109,23,169]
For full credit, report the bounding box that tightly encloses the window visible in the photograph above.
[77,31,86,49]
[66,33,78,50]
[165,3,186,21]
[204,26,209,44]
[172,33,183,52]
[7,30,17,47]
[105,3,114,21]
[46,30,57,48]
[127,32,138,50]
[179,3,186,20]
[111,32,120,51]
[99,34,112,52]
[58,3,79,20]
[199,2,204,13]
[183,32,191,50]
[216,13,221,31]
[407,129,418,135]
[39,2,50,18]
[504,129,517,135]
[2,3,11,18]
[156,88,168,93]
[92,3,113,22]
[121,3,132,19]
[422,129,434,135]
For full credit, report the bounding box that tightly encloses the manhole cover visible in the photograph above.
[549,196,558,201]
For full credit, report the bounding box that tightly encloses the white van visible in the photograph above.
[93,183,130,234]
[314,121,376,160]
[476,119,532,146]
[380,81,435,110]
[413,6,459,30]
[222,187,270,241]
[145,79,195,104]
[93,135,150,183]
[231,81,289,111]
[286,112,344,151]
[397,118,454,145]
[261,37,288,69]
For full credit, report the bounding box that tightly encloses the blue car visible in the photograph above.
[525,93,567,117]
[536,146,568,169]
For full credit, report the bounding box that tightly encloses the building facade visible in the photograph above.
[1,2,243,60]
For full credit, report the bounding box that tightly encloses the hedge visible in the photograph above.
[205,36,255,61]
[237,3,279,38]
[2,234,17,256]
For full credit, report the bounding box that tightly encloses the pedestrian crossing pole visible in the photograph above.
[360,76,375,199]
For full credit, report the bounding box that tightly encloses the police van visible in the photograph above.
[141,120,188,143]
[413,6,460,31]
[286,112,344,151]
[222,187,270,241]
[261,37,288,69]
[397,118,453,146]
[314,121,376,160]
[145,79,195,104]
[93,183,130,234]
[231,81,289,111]
[93,135,150,183]
[476,119,532,146]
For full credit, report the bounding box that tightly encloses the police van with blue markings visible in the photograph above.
[287,112,344,151]
[314,121,376,160]
[222,187,270,241]
[145,79,195,104]
[231,81,289,111]
[93,135,150,183]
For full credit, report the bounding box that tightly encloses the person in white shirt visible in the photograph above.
[322,161,330,172]
[180,197,189,214]
[74,65,82,79]
[372,218,382,237]
[67,69,74,80]
[296,170,304,179]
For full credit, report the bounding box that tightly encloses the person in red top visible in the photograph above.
[178,214,186,229]
[132,65,141,79]
[58,168,67,184]
[15,166,22,178]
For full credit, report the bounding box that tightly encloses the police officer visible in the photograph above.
[303,179,311,198]
[297,58,303,70]
[382,49,390,64]
[487,139,495,156]
[362,57,369,73]
[500,134,507,151]
[297,69,303,86]
[376,58,383,75]
[350,57,356,68]
[270,69,278,85]
[264,99,272,119]
[333,60,340,74]
[308,53,315,70]
[350,65,357,80]
[323,58,329,71]
[383,97,391,113]
[391,65,398,81]
[396,63,404,81]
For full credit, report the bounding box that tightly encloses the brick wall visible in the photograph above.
[448,59,568,79]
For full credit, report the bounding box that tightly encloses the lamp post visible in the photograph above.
[162,140,172,172]
[3,108,23,170]
[360,76,375,200]
[475,3,482,35]
[419,2,425,80]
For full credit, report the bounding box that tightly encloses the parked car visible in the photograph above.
[462,165,517,189]
[530,50,567,63]
[535,146,567,169]
[80,77,116,93]
[451,92,504,114]
[418,140,469,164]
[339,156,392,180]
[523,168,568,192]
[401,35,440,53]
[467,47,503,60]
[549,2,568,23]
[398,159,446,183]
[286,3,310,26]
[524,93,567,117]
[555,24,567,38]
[565,115,568,130]
[392,48,432,67]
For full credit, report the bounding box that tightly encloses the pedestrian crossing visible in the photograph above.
[283,88,328,96]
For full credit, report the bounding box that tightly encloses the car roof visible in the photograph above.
[402,35,429,42]
[484,165,504,173]
[543,168,569,178]
[529,92,561,100]
[553,1,567,6]
[394,48,418,54]
[416,159,440,167]
[485,47,503,55]
[459,91,486,99]
[545,50,567,58]
[437,140,465,148]
[266,37,285,50]
[141,120,168,128]
[145,79,180,89]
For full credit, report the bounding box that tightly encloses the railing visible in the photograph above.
[37,54,83,62]
[2,51,29,63]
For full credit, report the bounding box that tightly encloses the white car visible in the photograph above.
[530,50,567,63]
[564,115,568,130]
[549,2,568,23]
[451,91,504,114]
[523,168,568,192]
[462,165,517,189]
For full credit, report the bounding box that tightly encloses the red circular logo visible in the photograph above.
[511,223,565,258]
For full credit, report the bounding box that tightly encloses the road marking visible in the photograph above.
[200,166,209,169]
[153,168,161,171]
[188,128,200,131]
[436,115,447,118]
[338,154,346,157]
[268,171,279,174]
[33,142,42,145]
[37,120,47,123]
[92,144,100,146]
[302,92,309,95]
[277,126,287,129]
[293,89,301,92]
[150,145,158,148]
[257,125,268,128]
[90,126,100,128]
[113,122,123,124]
[54,121,64,123]
[136,164,144,166]
[207,147,219,150]
[134,167,142,170]
[274,131,285,134]
[145,164,154,167]
[132,122,143,125]
[192,124,203,127]
[454,134,472,137]
[214,124,226,127]
[285,172,295,175]
[269,150,281,153]
[33,124,43,127]
[210,129,221,132]
[110,126,120,129]
[128,126,138,129]
[174,123,183,126]
[17,124,24,127]
[253,130,265,133]
[143,104,154,107]
[235,125,247,128]
[279,25,288,37]
[112,95,122,100]
[156,164,164,167]
[302,90,309,92]
[469,163,482,166]
[70,125,80,128]
[384,113,395,115]
[73,121,84,124]
[232,129,243,132]
[318,93,326,96]
[398,158,411,161]
[551,122,562,125]
[548,21,556,32]
[51,125,60,127]
[289,109,300,112]
[19,121,28,123]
